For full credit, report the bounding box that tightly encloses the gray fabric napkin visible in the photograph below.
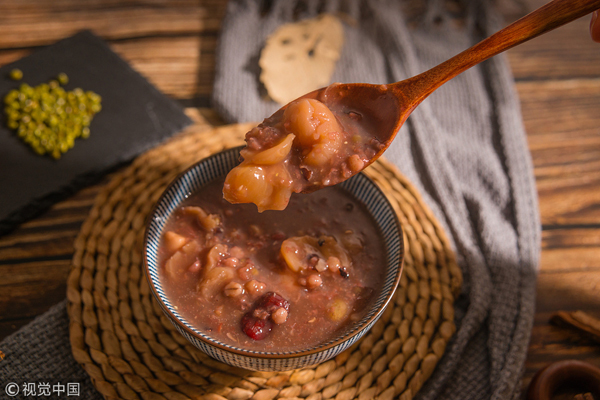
[213,0,541,399]
[0,301,102,399]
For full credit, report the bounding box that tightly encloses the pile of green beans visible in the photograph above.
[4,69,102,159]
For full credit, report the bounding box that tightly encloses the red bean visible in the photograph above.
[241,313,272,340]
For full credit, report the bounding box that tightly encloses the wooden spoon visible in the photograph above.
[225,0,600,211]
[306,0,600,174]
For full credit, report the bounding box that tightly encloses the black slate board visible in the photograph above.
[0,31,192,235]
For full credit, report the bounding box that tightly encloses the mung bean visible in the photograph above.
[3,72,102,159]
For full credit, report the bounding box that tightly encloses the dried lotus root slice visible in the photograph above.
[260,14,344,105]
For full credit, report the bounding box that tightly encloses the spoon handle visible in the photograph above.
[395,0,600,107]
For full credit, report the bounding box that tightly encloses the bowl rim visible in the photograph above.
[143,147,404,359]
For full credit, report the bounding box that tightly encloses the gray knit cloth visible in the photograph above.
[213,0,540,399]
[0,301,101,399]
[0,1,539,399]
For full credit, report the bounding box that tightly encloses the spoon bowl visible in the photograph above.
[302,0,600,174]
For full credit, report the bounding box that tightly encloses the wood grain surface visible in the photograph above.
[0,0,599,398]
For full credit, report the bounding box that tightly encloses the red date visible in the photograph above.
[241,292,290,340]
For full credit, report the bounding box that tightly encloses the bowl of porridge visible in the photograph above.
[144,146,403,371]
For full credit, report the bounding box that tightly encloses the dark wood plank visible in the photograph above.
[0,0,201,10]
[0,180,101,261]
[0,48,30,67]
[516,79,600,226]
[507,16,600,81]
[541,228,600,272]
[0,317,35,340]
[535,271,600,314]
[0,176,104,331]
[519,80,600,139]
[0,259,72,320]
[0,37,204,100]
[198,36,218,99]
[537,227,600,327]
[0,229,78,261]
[0,3,206,48]
[111,37,202,99]
[543,227,600,250]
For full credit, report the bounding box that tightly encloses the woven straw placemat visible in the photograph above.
[66,121,463,400]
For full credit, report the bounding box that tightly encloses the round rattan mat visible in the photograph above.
[67,121,463,400]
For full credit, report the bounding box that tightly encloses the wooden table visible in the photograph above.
[1,0,599,397]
